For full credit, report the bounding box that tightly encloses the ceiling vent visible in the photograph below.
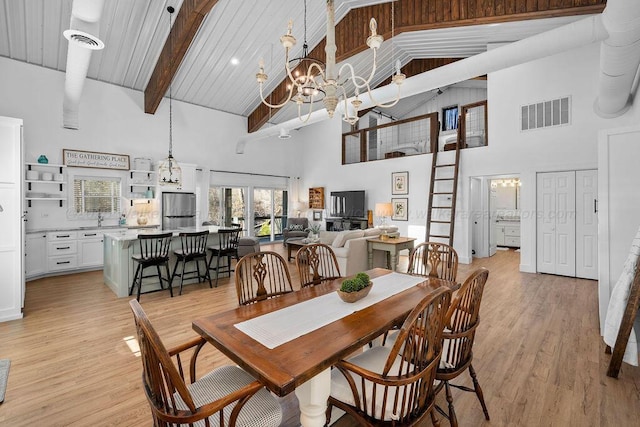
[63,29,104,50]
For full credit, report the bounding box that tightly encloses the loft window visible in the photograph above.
[73,176,121,215]
[442,106,459,131]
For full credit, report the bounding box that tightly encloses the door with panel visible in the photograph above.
[537,171,576,276]
[576,170,598,280]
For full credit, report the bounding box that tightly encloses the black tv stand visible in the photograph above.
[326,217,368,231]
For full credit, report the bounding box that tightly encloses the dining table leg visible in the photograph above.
[295,368,331,427]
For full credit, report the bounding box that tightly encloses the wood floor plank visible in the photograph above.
[0,246,639,426]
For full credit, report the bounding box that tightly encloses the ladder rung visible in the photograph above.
[431,206,452,209]
[429,234,451,238]
[430,192,453,195]
[435,164,455,168]
[434,178,454,181]
[431,220,451,223]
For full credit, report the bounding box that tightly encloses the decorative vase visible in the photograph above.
[309,232,319,242]
[37,155,48,164]
[337,283,373,303]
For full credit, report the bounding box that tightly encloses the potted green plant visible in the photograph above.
[306,222,321,242]
[337,272,373,303]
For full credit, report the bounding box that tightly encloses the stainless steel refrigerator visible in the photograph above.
[162,192,196,229]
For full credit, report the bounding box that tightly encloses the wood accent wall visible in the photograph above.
[247,0,605,133]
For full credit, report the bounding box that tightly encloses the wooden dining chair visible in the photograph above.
[234,251,294,306]
[326,286,452,426]
[407,242,459,282]
[435,267,490,427]
[129,300,282,427]
[295,243,342,288]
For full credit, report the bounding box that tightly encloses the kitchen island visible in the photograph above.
[103,226,224,297]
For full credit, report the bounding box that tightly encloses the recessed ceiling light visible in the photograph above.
[230,57,239,65]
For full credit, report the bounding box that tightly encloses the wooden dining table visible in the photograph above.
[192,268,452,427]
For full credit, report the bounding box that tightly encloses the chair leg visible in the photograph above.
[444,380,458,427]
[214,254,222,287]
[136,266,144,302]
[324,402,333,427]
[469,363,490,420]
[165,262,173,297]
[129,263,141,296]
[170,259,180,287]
[179,259,187,295]
[202,257,213,288]
[156,265,164,289]
[430,409,441,427]
[195,258,202,282]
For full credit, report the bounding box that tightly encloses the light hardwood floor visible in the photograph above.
[1,245,639,426]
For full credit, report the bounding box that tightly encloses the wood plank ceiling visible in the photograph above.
[0,0,605,133]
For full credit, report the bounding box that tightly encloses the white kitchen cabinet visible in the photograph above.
[78,230,104,268]
[0,116,24,322]
[25,232,46,279]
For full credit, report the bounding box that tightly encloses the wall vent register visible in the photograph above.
[521,96,570,131]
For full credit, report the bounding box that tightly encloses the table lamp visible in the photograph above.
[375,202,393,240]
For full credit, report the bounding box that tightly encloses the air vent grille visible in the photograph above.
[63,29,105,51]
[521,96,570,131]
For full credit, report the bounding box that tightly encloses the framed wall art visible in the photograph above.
[391,198,408,221]
[313,210,323,221]
[392,171,409,195]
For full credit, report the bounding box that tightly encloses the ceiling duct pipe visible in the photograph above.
[594,0,640,118]
[237,15,608,153]
[62,0,105,129]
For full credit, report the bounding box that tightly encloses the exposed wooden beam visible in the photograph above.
[144,0,219,115]
[247,0,605,133]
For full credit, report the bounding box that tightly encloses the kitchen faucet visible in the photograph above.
[97,212,103,228]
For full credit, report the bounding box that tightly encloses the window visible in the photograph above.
[442,106,459,131]
[73,176,121,215]
[208,186,246,228]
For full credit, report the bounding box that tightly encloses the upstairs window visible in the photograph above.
[73,176,121,215]
[442,106,459,131]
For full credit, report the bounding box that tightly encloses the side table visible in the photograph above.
[367,237,416,271]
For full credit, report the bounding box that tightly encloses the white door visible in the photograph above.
[489,182,497,256]
[576,170,598,279]
[537,171,576,276]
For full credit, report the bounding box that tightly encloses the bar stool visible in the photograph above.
[171,230,212,295]
[207,228,240,287]
[129,232,173,301]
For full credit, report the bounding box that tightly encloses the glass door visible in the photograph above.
[253,188,287,242]
[208,186,246,229]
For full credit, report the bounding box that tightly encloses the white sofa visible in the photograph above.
[318,227,399,276]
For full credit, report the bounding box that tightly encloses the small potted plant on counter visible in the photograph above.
[337,272,373,303]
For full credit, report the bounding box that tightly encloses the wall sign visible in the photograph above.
[63,149,130,170]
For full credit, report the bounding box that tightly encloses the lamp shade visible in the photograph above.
[375,202,393,217]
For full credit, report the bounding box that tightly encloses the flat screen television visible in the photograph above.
[330,190,366,218]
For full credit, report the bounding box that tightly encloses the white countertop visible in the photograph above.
[26,224,160,234]
[103,225,224,242]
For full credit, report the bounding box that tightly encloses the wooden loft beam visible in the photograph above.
[247,0,605,133]
[144,0,219,115]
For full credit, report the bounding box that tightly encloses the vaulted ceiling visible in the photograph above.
[0,0,605,132]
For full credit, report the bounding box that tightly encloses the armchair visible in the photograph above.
[282,217,309,244]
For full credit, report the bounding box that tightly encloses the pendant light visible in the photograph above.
[158,5,182,187]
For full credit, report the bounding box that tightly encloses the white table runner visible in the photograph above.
[234,272,426,349]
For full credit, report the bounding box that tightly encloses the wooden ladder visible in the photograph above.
[425,128,461,246]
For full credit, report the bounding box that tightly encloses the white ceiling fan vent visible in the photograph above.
[63,29,105,50]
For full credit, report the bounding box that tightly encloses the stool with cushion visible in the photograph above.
[129,232,173,301]
[171,230,212,295]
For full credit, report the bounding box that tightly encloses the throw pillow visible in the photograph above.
[289,224,304,231]
[331,230,365,248]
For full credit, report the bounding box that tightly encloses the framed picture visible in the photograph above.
[313,210,323,221]
[391,198,408,221]
[392,171,409,195]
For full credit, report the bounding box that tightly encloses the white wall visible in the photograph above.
[0,57,296,230]
[295,41,640,270]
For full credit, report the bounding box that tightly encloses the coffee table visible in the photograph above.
[286,237,312,261]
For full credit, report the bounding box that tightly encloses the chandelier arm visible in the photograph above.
[339,84,358,122]
[337,50,379,89]
[296,99,316,123]
[306,62,327,84]
[259,83,296,109]
[364,83,403,108]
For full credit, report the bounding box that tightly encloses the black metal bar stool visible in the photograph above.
[171,230,212,295]
[207,228,240,287]
[129,232,173,301]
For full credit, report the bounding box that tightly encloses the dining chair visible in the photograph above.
[235,251,294,305]
[407,242,459,282]
[295,243,342,288]
[435,267,490,427]
[207,228,241,287]
[128,300,282,427]
[171,230,212,295]
[129,232,173,301]
[326,286,452,426]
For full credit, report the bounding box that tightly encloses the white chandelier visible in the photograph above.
[256,0,405,125]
